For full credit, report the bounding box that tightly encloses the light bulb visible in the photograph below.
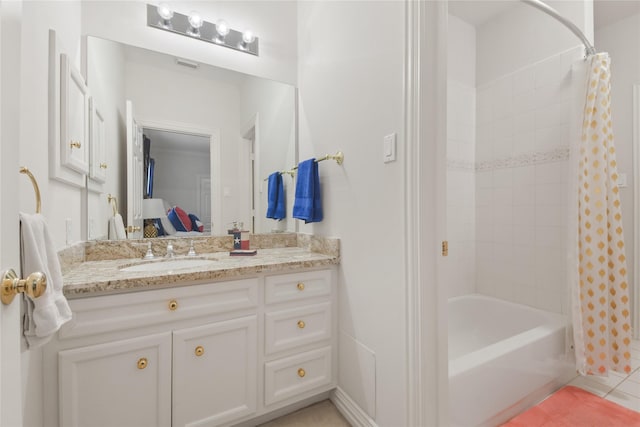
[157,2,173,20]
[242,30,256,44]
[216,19,230,37]
[188,11,204,29]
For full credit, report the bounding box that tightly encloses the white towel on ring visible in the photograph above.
[108,213,127,240]
[19,212,72,348]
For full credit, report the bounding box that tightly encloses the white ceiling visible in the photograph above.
[594,0,640,29]
[449,0,640,29]
[143,128,210,154]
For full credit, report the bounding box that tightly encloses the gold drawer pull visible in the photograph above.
[168,300,178,311]
[297,368,306,378]
[297,282,305,291]
[195,346,204,357]
[126,225,141,233]
[99,162,108,169]
[137,358,148,370]
[297,320,306,329]
[70,141,81,149]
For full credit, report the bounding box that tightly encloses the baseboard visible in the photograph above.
[331,387,378,427]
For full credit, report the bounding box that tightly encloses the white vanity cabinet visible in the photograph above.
[46,268,336,427]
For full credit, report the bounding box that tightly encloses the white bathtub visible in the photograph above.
[448,294,574,427]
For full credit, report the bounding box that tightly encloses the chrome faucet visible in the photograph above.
[165,242,175,258]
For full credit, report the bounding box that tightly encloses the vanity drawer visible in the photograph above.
[264,270,331,305]
[60,278,258,339]
[264,346,332,406]
[265,302,331,355]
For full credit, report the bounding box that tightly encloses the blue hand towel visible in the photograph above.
[266,172,286,220]
[293,158,323,223]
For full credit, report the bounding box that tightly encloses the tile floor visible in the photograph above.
[566,338,640,412]
[258,400,350,427]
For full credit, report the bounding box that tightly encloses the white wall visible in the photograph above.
[298,1,406,424]
[595,11,640,336]
[477,0,593,86]
[152,145,210,217]
[20,1,83,248]
[446,15,477,298]
[239,77,296,234]
[85,36,126,240]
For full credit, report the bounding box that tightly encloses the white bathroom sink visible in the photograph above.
[120,258,216,273]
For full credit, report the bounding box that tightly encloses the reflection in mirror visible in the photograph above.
[84,36,297,240]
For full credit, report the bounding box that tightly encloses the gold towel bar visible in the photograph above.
[263,151,344,181]
[19,167,42,214]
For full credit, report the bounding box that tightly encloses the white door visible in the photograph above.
[0,4,25,426]
[126,100,143,239]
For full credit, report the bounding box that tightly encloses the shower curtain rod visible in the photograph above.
[520,0,597,56]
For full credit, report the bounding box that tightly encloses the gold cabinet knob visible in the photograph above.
[99,162,108,169]
[195,346,204,357]
[296,282,305,291]
[1,269,47,305]
[297,368,306,378]
[137,358,148,370]
[168,300,178,311]
[297,320,305,329]
[126,225,141,233]
[70,141,81,149]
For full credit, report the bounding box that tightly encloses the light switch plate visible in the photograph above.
[383,133,396,163]
[617,172,628,188]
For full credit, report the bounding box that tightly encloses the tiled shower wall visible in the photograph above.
[474,46,584,314]
[446,45,585,314]
[446,80,476,298]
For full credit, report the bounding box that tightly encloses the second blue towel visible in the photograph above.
[292,158,323,223]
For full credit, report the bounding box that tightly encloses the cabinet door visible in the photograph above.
[58,332,171,427]
[173,315,257,427]
[89,97,107,184]
[60,53,90,174]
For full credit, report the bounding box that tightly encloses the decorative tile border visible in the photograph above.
[447,146,570,173]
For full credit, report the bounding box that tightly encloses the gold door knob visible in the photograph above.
[297,320,306,329]
[168,300,178,311]
[297,368,306,378]
[297,282,305,291]
[126,225,141,233]
[99,163,108,169]
[137,358,148,370]
[70,141,81,149]
[195,346,204,357]
[1,269,47,305]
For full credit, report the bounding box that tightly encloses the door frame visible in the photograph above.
[404,1,449,426]
[138,119,221,235]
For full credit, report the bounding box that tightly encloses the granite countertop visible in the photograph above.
[61,234,339,299]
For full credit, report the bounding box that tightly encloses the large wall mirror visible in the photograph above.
[84,36,297,240]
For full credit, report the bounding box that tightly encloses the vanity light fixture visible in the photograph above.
[156,2,173,28]
[187,11,203,37]
[214,19,230,43]
[146,4,259,56]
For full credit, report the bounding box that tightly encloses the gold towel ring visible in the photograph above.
[19,167,41,214]
[107,194,118,216]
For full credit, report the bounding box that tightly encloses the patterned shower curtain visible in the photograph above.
[572,52,631,376]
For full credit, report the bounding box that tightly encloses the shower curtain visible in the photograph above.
[571,53,632,376]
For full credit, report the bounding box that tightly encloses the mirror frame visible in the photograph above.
[633,83,639,339]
